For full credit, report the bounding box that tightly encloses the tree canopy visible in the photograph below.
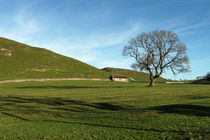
[123,30,190,87]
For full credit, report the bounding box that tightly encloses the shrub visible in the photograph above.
[206,72,210,80]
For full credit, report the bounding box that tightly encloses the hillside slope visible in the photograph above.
[0,37,109,80]
[102,67,168,82]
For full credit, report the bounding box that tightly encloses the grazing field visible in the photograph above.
[0,81,209,139]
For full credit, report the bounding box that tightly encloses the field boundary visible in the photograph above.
[0,78,110,84]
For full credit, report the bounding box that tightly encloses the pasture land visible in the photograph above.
[0,81,209,139]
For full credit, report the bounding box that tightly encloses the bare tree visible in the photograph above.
[123,30,190,87]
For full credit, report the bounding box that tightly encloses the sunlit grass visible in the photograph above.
[0,81,209,139]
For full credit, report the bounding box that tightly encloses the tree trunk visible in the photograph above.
[149,78,156,87]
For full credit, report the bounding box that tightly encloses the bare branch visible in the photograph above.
[123,30,190,87]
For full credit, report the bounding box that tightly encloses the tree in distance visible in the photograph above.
[205,72,210,80]
[123,30,190,87]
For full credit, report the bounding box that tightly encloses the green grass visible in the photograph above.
[0,37,109,80]
[0,81,209,139]
[0,37,169,83]
[102,67,168,82]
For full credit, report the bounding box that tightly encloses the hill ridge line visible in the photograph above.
[0,78,110,84]
[0,37,109,79]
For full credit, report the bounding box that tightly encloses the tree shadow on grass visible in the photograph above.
[16,86,136,89]
[0,96,125,113]
[146,104,210,117]
[2,112,30,121]
[2,111,209,134]
[1,96,210,117]
[17,86,103,89]
[42,119,210,134]
[1,96,210,134]
[179,95,210,100]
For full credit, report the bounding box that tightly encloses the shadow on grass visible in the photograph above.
[1,96,210,134]
[146,104,210,117]
[42,119,210,134]
[2,112,209,134]
[179,95,210,100]
[1,96,210,117]
[2,112,30,121]
[16,86,136,89]
[0,96,125,112]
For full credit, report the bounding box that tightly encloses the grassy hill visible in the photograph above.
[102,67,168,82]
[0,37,109,80]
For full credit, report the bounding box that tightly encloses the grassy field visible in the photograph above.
[0,81,209,139]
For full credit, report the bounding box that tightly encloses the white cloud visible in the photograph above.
[95,58,133,69]
[174,22,210,33]
[191,57,210,65]
[157,14,210,37]
[159,16,189,30]
[28,23,141,67]
[66,24,140,51]
[0,11,42,43]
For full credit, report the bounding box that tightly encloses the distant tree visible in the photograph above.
[196,76,203,80]
[123,30,190,87]
[205,72,210,80]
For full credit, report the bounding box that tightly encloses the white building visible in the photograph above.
[109,75,128,82]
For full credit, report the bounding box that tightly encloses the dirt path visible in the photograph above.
[0,78,110,84]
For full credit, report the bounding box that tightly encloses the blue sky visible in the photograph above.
[0,0,210,80]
